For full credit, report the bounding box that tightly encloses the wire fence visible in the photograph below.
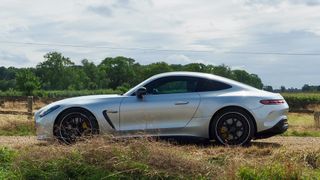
[0,96,34,119]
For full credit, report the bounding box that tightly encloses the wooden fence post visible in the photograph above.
[315,112,320,128]
[27,96,33,120]
[0,98,4,108]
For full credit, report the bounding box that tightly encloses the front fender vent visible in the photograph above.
[102,110,115,129]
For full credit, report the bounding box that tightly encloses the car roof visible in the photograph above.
[149,72,256,88]
[124,71,258,95]
[149,71,227,81]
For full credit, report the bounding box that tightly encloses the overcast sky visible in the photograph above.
[1,0,320,88]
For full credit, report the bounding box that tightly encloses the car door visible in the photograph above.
[119,76,200,132]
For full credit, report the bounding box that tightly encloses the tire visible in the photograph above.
[210,108,255,146]
[54,108,99,144]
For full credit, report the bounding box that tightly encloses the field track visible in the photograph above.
[253,136,320,150]
[1,136,320,150]
[0,136,38,147]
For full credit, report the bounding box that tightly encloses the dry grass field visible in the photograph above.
[0,136,319,179]
[0,99,49,112]
[0,100,319,179]
[0,114,34,136]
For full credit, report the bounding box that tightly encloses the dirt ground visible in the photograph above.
[1,136,320,150]
[0,136,38,148]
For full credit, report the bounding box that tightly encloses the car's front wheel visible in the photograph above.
[211,108,255,146]
[54,108,99,144]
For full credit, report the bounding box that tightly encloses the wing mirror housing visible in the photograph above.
[136,87,147,99]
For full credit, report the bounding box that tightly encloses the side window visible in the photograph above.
[156,80,187,94]
[145,76,198,95]
[197,79,232,92]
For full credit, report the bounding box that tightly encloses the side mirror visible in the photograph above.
[136,87,147,99]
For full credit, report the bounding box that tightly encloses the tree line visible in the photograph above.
[265,85,320,93]
[0,52,265,95]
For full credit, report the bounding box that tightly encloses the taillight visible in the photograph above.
[260,99,285,105]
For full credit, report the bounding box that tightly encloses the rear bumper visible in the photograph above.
[254,119,288,139]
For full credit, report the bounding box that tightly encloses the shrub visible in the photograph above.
[282,93,320,110]
[32,89,123,98]
[0,89,124,98]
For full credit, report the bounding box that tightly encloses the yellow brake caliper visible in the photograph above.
[220,127,228,140]
[82,121,88,129]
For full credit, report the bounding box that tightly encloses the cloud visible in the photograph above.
[245,0,320,6]
[291,0,320,6]
[164,54,205,65]
[87,5,113,17]
[0,50,30,67]
[0,0,320,88]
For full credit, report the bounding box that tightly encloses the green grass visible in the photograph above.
[17,153,125,179]
[0,145,144,179]
[0,115,35,136]
[0,123,35,136]
[283,130,320,137]
[237,163,302,180]
[237,163,320,180]
[0,147,18,179]
[283,113,320,137]
[288,113,315,126]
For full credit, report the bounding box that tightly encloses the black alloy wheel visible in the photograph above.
[212,108,254,146]
[54,108,98,144]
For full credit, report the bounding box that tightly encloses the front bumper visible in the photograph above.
[34,109,58,140]
[254,119,288,139]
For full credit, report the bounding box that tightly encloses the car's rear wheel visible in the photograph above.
[54,108,99,144]
[211,108,254,146]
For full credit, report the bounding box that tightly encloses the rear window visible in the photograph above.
[197,79,232,92]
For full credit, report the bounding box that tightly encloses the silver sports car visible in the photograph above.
[35,72,289,145]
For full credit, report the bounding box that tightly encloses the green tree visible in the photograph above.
[0,52,269,93]
[142,62,172,79]
[67,66,88,90]
[98,56,136,89]
[16,69,40,95]
[131,63,144,86]
[231,70,263,89]
[302,84,311,92]
[248,74,263,89]
[231,70,251,84]
[263,85,273,92]
[36,52,75,90]
[183,63,207,72]
[170,64,184,71]
[81,59,99,89]
[211,64,232,78]
[0,66,17,91]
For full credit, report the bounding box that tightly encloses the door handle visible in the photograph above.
[175,101,189,105]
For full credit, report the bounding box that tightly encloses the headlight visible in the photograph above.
[39,105,60,117]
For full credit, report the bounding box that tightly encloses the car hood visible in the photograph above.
[53,94,121,104]
[37,94,122,113]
